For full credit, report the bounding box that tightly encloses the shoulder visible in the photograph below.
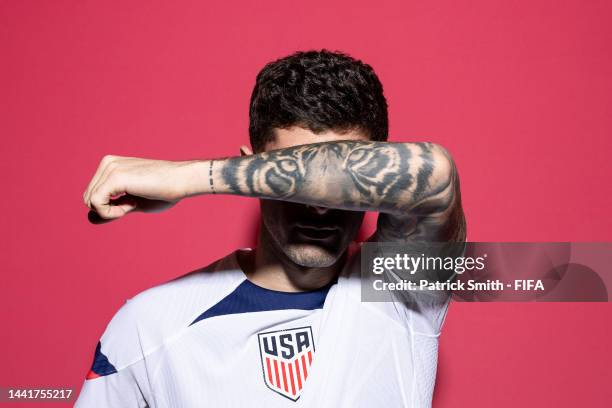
[340,241,452,336]
[126,249,245,330]
[94,250,245,371]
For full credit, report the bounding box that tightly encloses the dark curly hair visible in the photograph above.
[249,49,389,152]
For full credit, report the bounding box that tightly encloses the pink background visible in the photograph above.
[1,0,611,406]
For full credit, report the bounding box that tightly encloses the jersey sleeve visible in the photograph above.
[74,300,150,407]
[74,359,148,407]
[394,287,453,335]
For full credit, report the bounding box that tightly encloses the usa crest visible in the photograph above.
[257,326,315,401]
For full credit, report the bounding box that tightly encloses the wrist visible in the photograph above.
[179,159,213,198]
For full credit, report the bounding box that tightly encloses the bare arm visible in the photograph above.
[83,140,464,243]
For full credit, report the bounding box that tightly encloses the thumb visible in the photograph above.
[111,194,139,214]
[88,194,137,224]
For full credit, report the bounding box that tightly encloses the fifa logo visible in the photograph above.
[258,327,315,401]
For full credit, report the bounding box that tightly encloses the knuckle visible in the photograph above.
[89,194,99,209]
[107,161,119,172]
[105,170,121,184]
[90,186,104,205]
[101,154,113,165]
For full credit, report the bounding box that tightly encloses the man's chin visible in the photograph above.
[283,243,339,268]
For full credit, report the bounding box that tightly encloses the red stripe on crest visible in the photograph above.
[302,354,308,379]
[281,361,288,392]
[289,361,296,396]
[295,359,303,390]
[273,359,280,388]
[266,357,273,385]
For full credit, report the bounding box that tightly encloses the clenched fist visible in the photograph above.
[83,155,201,223]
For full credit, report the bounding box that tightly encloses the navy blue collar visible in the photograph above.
[189,276,335,327]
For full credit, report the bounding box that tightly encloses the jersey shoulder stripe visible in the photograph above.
[85,341,117,379]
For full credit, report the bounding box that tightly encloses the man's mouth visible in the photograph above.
[293,223,339,241]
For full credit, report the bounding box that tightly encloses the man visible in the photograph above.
[76,49,465,407]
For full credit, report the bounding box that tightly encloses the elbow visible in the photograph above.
[429,143,458,193]
[431,144,465,241]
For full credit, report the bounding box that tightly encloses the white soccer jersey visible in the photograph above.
[75,245,450,407]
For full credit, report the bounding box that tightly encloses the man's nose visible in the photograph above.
[306,205,330,215]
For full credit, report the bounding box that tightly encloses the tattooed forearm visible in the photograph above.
[220,142,434,209]
[206,140,464,242]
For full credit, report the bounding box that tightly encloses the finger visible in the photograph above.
[87,156,125,209]
[89,175,129,220]
[84,155,116,208]
[87,195,138,224]
[110,194,138,212]
[84,155,113,206]
[87,194,146,224]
